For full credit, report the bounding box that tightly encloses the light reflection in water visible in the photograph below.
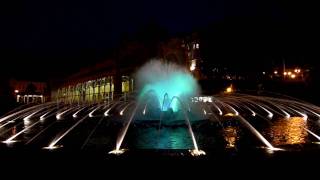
[268,117,308,146]
[11,126,16,135]
[224,126,238,149]
[133,127,193,149]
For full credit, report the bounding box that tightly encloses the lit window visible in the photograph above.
[196,43,199,49]
[190,60,196,71]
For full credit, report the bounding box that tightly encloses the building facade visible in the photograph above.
[51,35,202,104]
[9,79,47,104]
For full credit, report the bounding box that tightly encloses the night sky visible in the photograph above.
[0,0,318,80]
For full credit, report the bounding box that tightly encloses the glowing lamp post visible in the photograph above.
[225,85,233,93]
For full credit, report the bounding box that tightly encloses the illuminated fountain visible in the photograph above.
[2,59,320,159]
[109,60,205,156]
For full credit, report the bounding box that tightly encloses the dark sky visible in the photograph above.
[0,0,318,80]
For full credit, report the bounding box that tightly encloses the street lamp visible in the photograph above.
[225,85,233,93]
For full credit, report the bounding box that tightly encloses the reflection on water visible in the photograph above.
[132,127,193,149]
[2,115,318,152]
[224,126,238,149]
[268,117,308,146]
[11,126,16,135]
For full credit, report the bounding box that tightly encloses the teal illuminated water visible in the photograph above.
[137,60,199,112]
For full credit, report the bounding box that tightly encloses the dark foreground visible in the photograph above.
[1,148,319,179]
[2,147,320,163]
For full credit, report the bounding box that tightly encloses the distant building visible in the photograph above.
[9,79,47,104]
[181,33,202,79]
[51,34,203,104]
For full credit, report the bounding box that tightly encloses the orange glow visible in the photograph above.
[269,117,307,146]
[294,69,301,73]
[225,85,233,93]
[224,126,238,148]
[224,113,236,117]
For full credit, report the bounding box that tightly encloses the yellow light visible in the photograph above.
[109,149,126,155]
[189,149,206,156]
[288,71,292,75]
[224,113,236,117]
[226,85,233,93]
[291,74,296,79]
[283,72,287,76]
[294,69,301,73]
[14,90,19,93]
[226,87,232,93]
[274,71,278,74]
[190,60,196,71]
